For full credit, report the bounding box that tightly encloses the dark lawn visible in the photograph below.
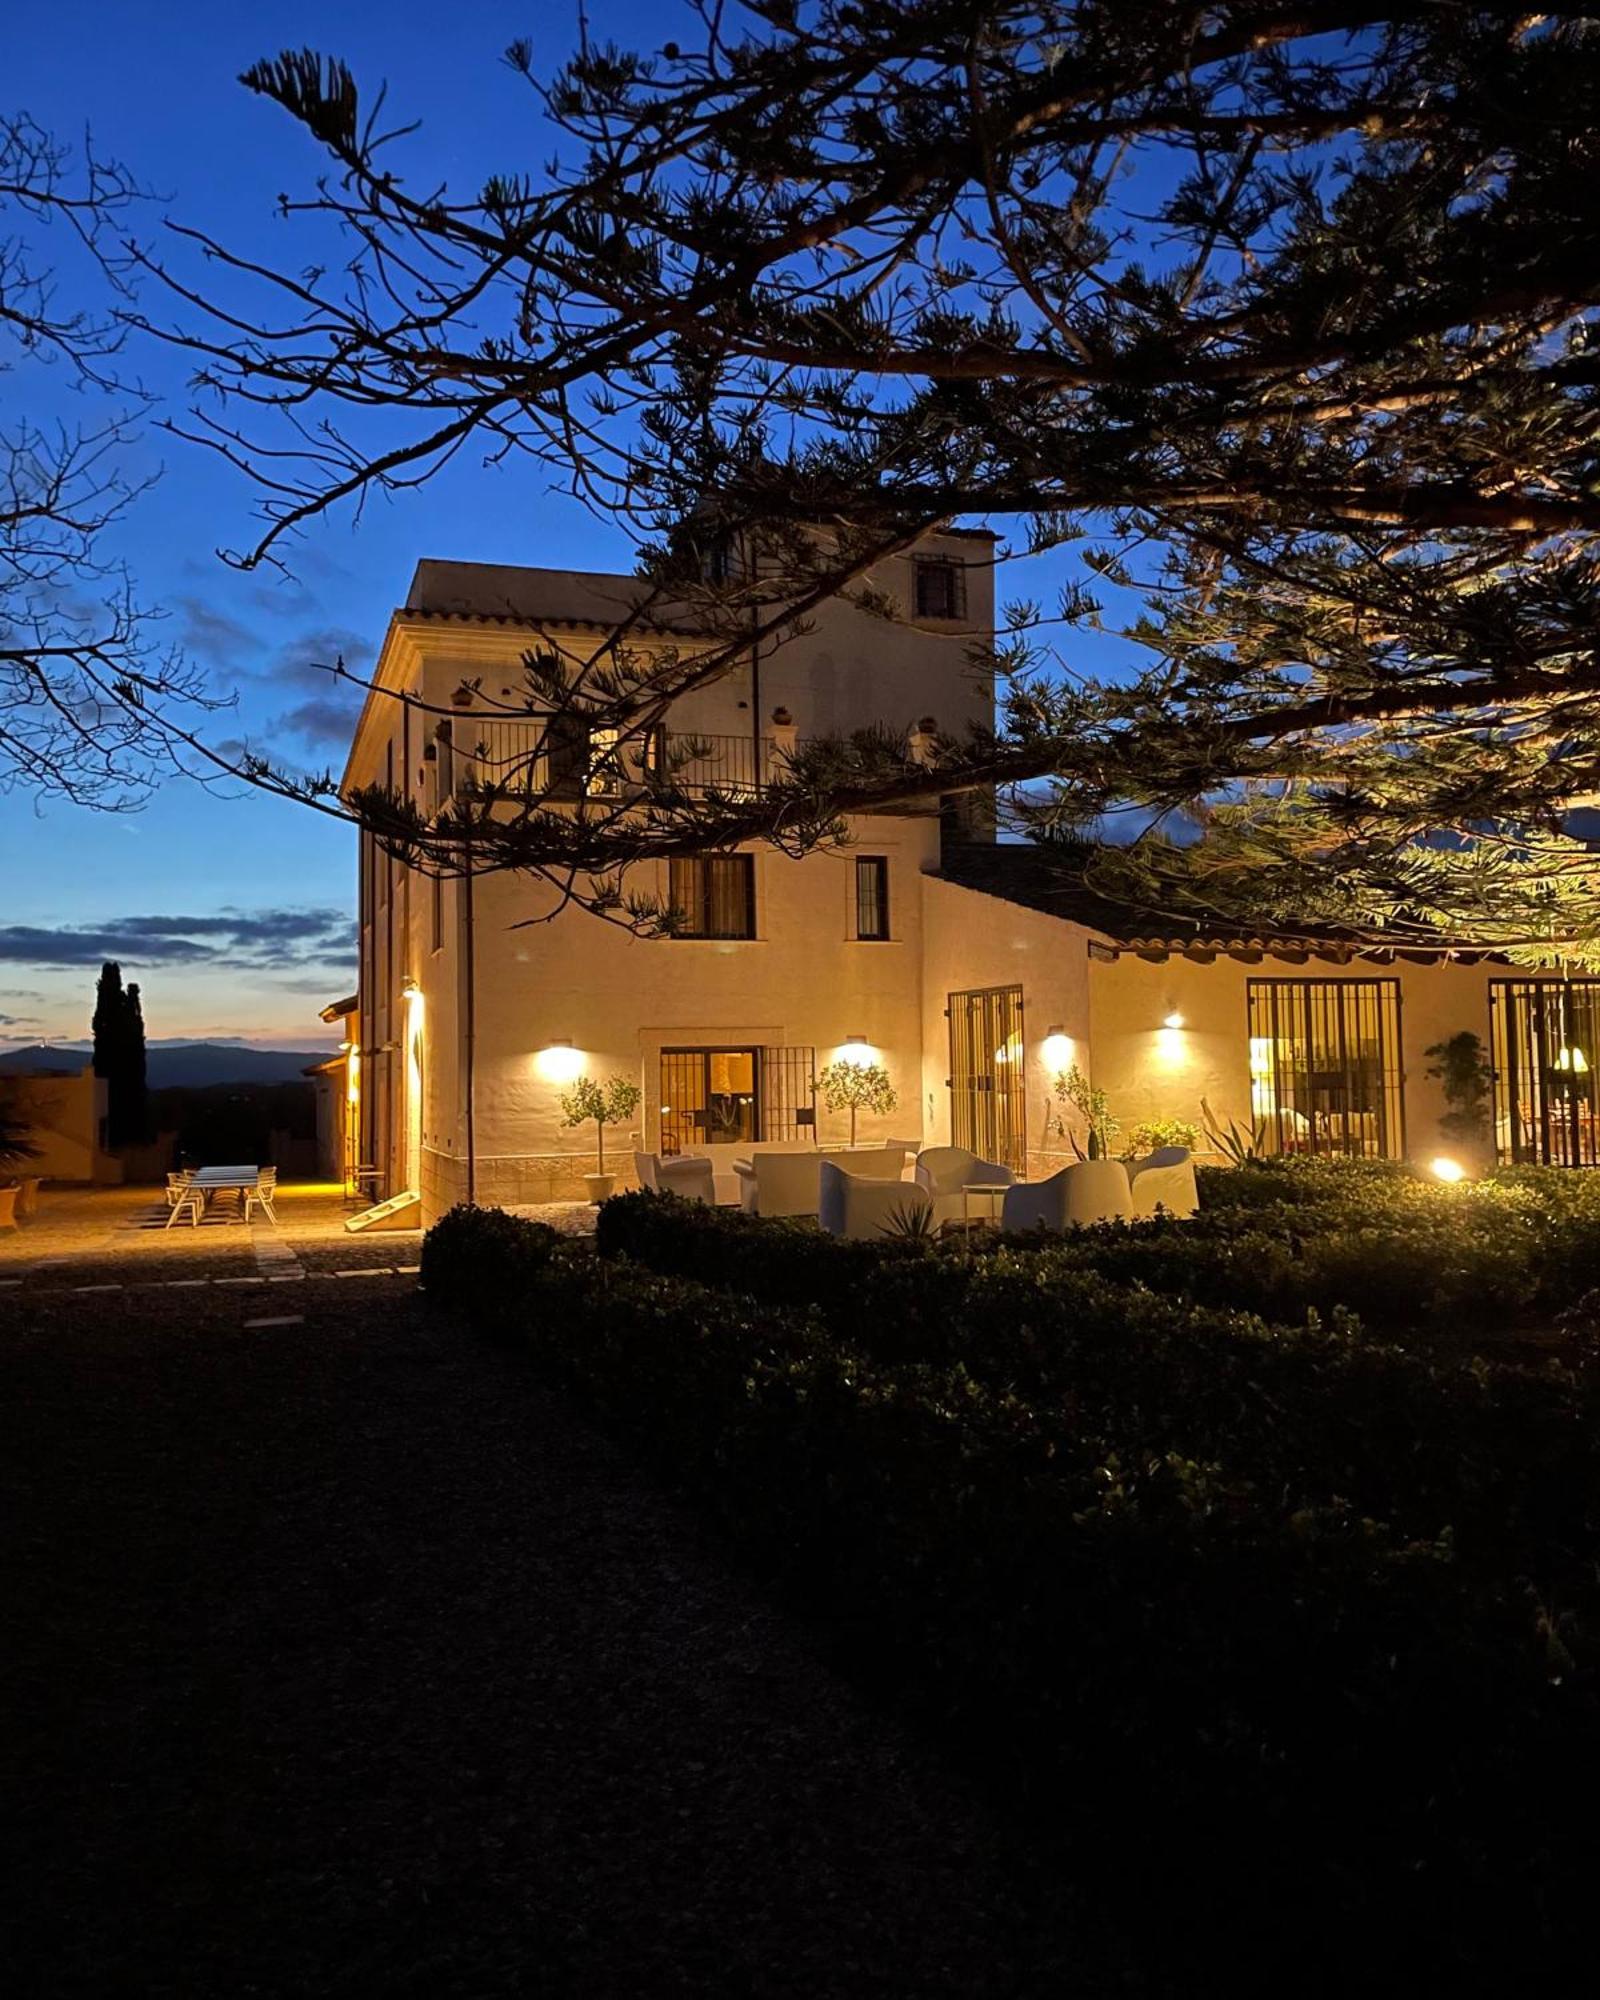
[0,1282,1077,1998]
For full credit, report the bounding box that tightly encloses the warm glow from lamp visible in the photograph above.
[537,1038,585,1084]
[1041,1027,1073,1071]
[1555,1045,1590,1074]
[839,1034,875,1067]
[1163,1011,1185,1029]
[1431,1155,1468,1184]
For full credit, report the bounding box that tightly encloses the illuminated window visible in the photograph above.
[668,855,755,938]
[1246,980,1403,1159]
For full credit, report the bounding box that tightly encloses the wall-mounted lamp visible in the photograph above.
[537,1038,585,1084]
[839,1033,875,1067]
[1041,1025,1074,1072]
[1163,1011,1186,1030]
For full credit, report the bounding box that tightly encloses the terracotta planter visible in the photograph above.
[0,1185,18,1230]
[583,1172,616,1206]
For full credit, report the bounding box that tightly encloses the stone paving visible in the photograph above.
[0,1183,602,1301]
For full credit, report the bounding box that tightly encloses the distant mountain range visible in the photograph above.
[0,1043,336,1087]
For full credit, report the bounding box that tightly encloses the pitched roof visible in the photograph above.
[934,844,1493,962]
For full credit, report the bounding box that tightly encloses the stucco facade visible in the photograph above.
[341,548,1595,1222]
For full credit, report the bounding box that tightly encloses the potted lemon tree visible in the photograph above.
[559,1073,643,1203]
[815,1058,898,1147]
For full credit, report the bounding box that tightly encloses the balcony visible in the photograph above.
[431,719,787,808]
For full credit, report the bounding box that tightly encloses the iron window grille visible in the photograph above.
[668,854,756,938]
[657,1045,815,1156]
[946,985,1027,1173]
[1246,979,1404,1159]
[855,856,890,940]
[1490,979,1600,1167]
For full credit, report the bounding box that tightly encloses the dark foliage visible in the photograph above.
[427,1198,1599,1985]
[155,7,1600,955]
[90,959,149,1148]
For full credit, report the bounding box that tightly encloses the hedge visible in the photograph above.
[596,1191,1600,1574]
[597,1163,1600,1345]
[424,1201,1599,1985]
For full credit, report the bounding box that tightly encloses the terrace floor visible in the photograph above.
[0,1182,597,1296]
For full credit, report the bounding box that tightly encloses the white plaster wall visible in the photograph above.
[404,813,940,1218]
[1088,951,1501,1160]
[918,876,1095,1175]
[0,1069,109,1182]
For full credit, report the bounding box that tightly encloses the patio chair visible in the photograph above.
[818,1160,934,1241]
[164,1170,194,1210]
[245,1167,280,1227]
[656,1156,715,1203]
[1128,1147,1199,1220]
[164,1182,204,1229]
[913,1146,1014,1230]
[1002,1160,1134,1234]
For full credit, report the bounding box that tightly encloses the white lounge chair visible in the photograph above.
[1128,1147,1199,1219]
[913,1146,1014,1230]
[163,1170,194,1210]
[734,1144,906,1218]
[657,1156,716,1203]
[818,1161,934,1241]
[1002,1160,1134,1233]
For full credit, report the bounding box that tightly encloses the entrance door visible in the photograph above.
[947,986,1026,1172]
[1490,980,1600,1166]
[659,1047,759,1155]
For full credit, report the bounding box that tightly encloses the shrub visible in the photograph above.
[425,1204,1600,1983]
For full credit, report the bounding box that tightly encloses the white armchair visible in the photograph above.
[1001,1160,1134,1234]
[818,1161,934,1241]
[657,1156,716,1204]
[1128,1147,1198,1219]
[914,1146,1014,1230]
[734,1144,907,1218]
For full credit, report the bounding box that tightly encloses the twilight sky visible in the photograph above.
[4,1,671,1050]
[6,1,1135,1053]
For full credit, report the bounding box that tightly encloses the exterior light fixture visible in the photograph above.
[537,1038,585,1084]
[1163,1011,1186,1029]
[840,1034,874,1067]
[1041,1026,1073,1071]
[1430,1156,1468,1184]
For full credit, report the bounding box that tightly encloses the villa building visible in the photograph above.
[336,542,1600,1224]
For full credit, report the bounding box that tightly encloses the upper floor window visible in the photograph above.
[669,854,756,938]
[855,856,890,940]
[913,556,966,621]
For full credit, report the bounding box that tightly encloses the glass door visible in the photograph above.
[1490,980,1600,1166]
[947,986,1027,1172]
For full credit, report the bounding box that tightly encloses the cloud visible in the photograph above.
[270,694,365,751]
[0,906,354,970]
[266,625,374,699]
[176,596,260,660]
[0,1011,38,1028]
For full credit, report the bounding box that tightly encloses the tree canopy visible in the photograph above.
[151,3,1600,959]
[0,114,216,808]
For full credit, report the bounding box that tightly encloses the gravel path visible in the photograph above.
[0,1281,1078,1998]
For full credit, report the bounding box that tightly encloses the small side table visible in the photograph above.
[961,1182,1007,1231]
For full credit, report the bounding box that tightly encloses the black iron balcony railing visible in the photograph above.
[432,720,786,807]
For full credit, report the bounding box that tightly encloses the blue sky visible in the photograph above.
[4,2,670,1049]
[5,2,1140,1051]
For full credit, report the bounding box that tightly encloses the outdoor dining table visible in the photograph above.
[165,1165,262,1228]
